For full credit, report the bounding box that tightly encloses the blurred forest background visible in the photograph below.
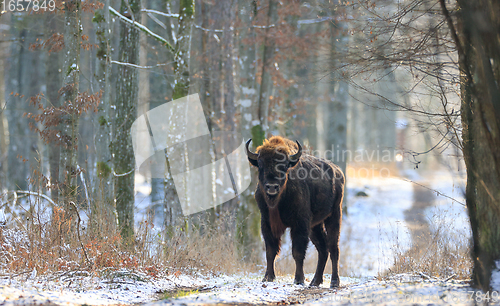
[0,0,499,291]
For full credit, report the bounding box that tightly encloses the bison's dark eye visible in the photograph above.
[258,160,263,169]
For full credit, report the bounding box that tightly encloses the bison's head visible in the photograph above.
[246,137,302,203]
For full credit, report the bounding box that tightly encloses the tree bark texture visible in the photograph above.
[444,0,500,290]
[113,0,141,241]
[59,0,81,207]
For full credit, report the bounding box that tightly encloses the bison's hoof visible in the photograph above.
[262,274,275,282]
[330,279,340,288]
[294,279,305,286]
[309,277,323,287]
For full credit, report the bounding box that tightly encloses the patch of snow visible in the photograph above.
[341,177,413,277]
[491,260,500,292]
[0,271,208,305]
[306,275,474,305]
[241,87,256,95]
[0,272,480,305]
[239,99,252,108]
[424,171,469,235]
[146,274,361,305]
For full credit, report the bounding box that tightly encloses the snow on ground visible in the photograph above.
[341,176,413,277]
[1,272,484,305]
[492,260,500,293]
[305,275,476,306]
[144,274,365,305]
[0,272,361,305]
[424,171,470,238]
[145,273,362,305]
[0,270,208,305]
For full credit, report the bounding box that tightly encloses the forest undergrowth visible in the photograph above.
[0,189,254,280]
[386,208,472,281]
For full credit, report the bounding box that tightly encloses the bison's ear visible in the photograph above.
[248,157,259,167]
[246,139,259,167]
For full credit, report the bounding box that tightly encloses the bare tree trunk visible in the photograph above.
[219,0,239,214]
[0,33,7,191]
[59,0,81,207]
[441,0,500,290]
[147,0,170,226]
[257,0,278,134]
[45,15,62,202]
[221,2,236,135]
[325,16,348,177]
[6,20,29,191]
[93,0,116,233]
[164,0,194,229]
[137,9,153,222]
[113,0,141,242]
[237,1,258,141]
[305,22,321,149]
[235,0,262,260]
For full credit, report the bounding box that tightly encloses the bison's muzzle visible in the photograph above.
[265,183,280,196]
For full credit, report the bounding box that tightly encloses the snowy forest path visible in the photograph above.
[404,184,435,253]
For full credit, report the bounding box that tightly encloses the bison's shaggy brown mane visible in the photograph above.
[256,136,298,155]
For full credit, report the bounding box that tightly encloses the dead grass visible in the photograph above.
[155,213,256,275]
[0,193,255,279]
[0,202,146,277]
[387,206,472,280]
[0,153,263,278]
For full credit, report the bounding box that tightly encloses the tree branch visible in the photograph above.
[141,8,179,18]
[1,190,57,207]
[109,6,175,54]
[438,0,473,84]
[110,60,168,69]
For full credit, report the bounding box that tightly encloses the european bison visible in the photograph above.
[246,136,344,288]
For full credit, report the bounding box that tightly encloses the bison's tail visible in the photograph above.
[333,173,345,223]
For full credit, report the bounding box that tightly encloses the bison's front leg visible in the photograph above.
[262,221,280,282]
[291,224,309,285]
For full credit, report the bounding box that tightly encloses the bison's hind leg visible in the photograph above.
[325,215,341,288]
[309,223,328,287]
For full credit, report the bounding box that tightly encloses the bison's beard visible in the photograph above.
[264,183,286,209]
[266,194,279,208]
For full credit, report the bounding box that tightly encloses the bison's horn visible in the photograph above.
[246,139,259,161]
[289,140,302,162]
